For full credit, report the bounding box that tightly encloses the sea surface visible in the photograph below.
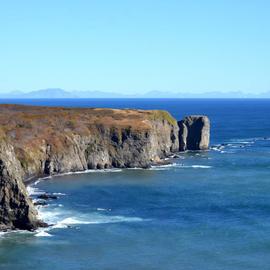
[0,99,270,270]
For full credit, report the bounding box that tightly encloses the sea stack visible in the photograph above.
[178,115,210,151]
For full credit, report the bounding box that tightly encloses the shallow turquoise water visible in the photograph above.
[0,99,270,270]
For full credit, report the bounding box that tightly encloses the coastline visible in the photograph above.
[23,158,175,187]
[0,104,209,231]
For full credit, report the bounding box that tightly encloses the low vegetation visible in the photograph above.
[0,105,178,154]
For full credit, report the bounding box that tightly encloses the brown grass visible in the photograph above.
[0,104,177,153]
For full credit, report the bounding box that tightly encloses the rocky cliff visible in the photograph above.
[0,140,46,230]
[0,105,209,231]
[178,115,210,151]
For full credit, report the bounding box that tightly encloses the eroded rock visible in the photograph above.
[178,115,210,151]
[37,194,58,200]
[0,141,46,230]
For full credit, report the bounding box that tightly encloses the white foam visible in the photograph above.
[150,163,212,170]
[233,141,251,144]
[149,167,171,171]
[34,179,41,185]
[50,214,145,229]
[97,208,111,211]
[127,167,144,170]
[27,186,44,196]
[28,168,123,189]
[211,139,258,153]
[51,217,91,229]
[87,215,145,224]
[37,207,63,224]
[181,165,212,169]
[149,163,178,170]
[228,137,264,145]
[160,163,177,167]
[0,230,30,238]
[56,168,123,177]
[37,199,146,232]
[35,231,52,237]
[191,165,212,169]
[129,163,185,170]
[52,223,69,229]
[150,163,177,168]
[52,192,66,196]
[34,176,52,183]
[211,146,225,152]
[0,232,7,238]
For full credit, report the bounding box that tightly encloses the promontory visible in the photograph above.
[0,104,210,231]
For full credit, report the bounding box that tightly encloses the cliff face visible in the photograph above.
[0,105,209,231]
[3,106,179,177]
[178,116,210,151]
[24,113,179,175]
[0,105,179,230]
[0,141,43,230]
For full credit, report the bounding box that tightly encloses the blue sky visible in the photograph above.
[1,0,270,94]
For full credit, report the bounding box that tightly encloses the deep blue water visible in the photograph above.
[0,99,270,270]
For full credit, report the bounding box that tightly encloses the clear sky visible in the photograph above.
[1,0,270,94]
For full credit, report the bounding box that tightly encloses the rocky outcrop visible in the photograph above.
[0,140,45,230]
[0,105,180,231]
[178,115,210,151]
[0,105,210,231]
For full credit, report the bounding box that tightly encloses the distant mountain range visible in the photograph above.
[0,88,270,99]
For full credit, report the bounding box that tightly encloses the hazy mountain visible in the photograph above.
[26,88,77,98]
[0,89,132,99]
[0,88,269,99]
[73,90,133,98]
[0,89,75,99]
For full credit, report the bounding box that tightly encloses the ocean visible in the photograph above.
[0,99,270,270]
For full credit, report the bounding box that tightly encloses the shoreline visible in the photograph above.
[24,157,178,187]
[0,104,210,231]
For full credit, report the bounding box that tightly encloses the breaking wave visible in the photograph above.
[27,184,147,237]
[150,163,179,170]
[150,163,212,170]
[27,186,44,196]
[56,168,123,177]
[183,165,212,169]
[35,231,52,237]
[38,204,146,228]
[27,168,123,188]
